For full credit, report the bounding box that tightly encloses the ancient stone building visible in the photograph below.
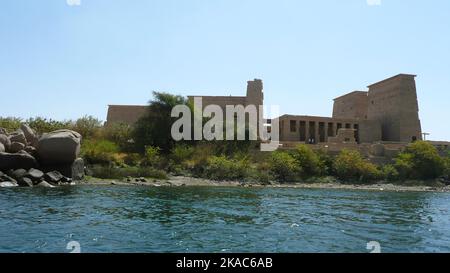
[366,74,422,142]
[187,79,264,119]
[106,74,422,149]
[106,79,265,127]
[106,105,148,126]
[277,74,422,145]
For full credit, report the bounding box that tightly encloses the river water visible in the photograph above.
[1,185,449,253]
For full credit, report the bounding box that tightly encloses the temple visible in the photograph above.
[106,74,432,159]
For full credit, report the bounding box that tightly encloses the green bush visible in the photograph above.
[72,116,102,139]
[444,155,450,176]
[0,117,22,132]
[381,164,400,182]
[204,155,249,181]
[333,149,381,182]
[269,151,301,182]
[0,117,73,134]
[291,144,321,177]
[394,141,445,180]
[123,153,142,166]
[143,146,161,167]
[182,144,214,176]
[82,139,120,165]
[90,165,167,180]
[102,123,134,152]
[171,144,195,164]
[27,117,73,134]
[315,149,334,176]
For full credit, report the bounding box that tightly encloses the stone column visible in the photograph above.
[324,122,329,143]
[314,122,319,144]
[305,120,310,144]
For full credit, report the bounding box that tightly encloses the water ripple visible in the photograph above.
[0,185,450,252]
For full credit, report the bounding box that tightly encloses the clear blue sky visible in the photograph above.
[1,0,449,140]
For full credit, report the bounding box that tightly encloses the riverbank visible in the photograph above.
[82,175,450,193]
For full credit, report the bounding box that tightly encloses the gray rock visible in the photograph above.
[24,146,37,157]
[0,143,4,153]
[43,158,84,181]
[0,172,16,182]
[0,128,6,134]
[26,168,44,182]
[36,181,55,188]
[0,151,38,171]
[18,177,33,187]
[60,176,73,183]
[44,171,64,183]
[9,130,27,145]
[9,142,25,153]
[0,134,10,151]
[10,169,27,180]
[0,181,18,187]
[20,124,38,147]
[37,130,81,165]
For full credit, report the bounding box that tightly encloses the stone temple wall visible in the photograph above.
[106,105,148,126]
[367,74,422,142]
[333,91,368,120]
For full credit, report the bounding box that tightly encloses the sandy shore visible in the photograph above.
[81,175,450,193]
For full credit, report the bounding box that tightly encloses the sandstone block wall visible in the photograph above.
[367,74,422,142]
[332,91,368,120]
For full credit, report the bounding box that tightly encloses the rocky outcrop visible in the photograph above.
[0,124,84,188]
[20,124,38,147]
[36,181,55,188]
[9,142,25,153]
[9,130,27,145]
[0,181,18,188]
[18,177,33,187]
[0,151,38,171]
[0,134,10,151]
[44,171,64,183]
[37,130,81,165]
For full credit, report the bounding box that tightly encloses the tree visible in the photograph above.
[333,149,381,182]
[292,144,321,177]
[394,141,445,180]
[132,92,189,153]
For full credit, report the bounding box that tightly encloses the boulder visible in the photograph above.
[20,124,38,147]
[26,168,44,182]
[9,130,27,145]
[24,146,37,157]
[0,143,4,153]
[0,128,6,134]
[0,151,38,171]
[61,176,73,183]
[18,177,33,187]
[0,134,10,150]
[9,142,25,153]
[36,181,55,188]
[10,169,27,180]
[42,158,84,181]
[37,130,81,165]
[0,172,16,183]
[0,182,18,188]
[44,171,64,183]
